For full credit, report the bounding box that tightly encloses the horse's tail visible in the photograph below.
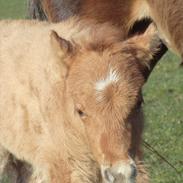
[27,0,47,20]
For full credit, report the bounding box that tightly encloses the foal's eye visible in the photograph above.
[76,109,86,118]
[75,104,86,118]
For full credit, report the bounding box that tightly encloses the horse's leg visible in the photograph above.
[16,161,33,183]
[0,145,20,183]
[0,145,11,182]
[0,144,36,183]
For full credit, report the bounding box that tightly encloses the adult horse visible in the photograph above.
[0,18,160,183]
[28,0,167,79]
[29,0,183,59]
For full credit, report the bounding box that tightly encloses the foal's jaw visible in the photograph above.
[101,159,137,183]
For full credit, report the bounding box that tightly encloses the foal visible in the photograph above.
[0,18,160,183]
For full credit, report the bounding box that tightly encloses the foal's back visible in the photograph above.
[0,19,65,163]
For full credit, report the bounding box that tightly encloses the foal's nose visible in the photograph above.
[101,160,137,183]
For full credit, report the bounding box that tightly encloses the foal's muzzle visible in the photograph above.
[101,160,137,183]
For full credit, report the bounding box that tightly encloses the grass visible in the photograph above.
[0,0,27,19]
[0,0,182,182]
[143,52,183,182]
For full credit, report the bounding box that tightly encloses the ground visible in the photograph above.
[0,0,182,182]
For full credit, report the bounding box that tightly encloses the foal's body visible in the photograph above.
[0,19,101,183]
[142,0,183,56]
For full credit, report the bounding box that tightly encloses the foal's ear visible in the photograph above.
[50,30,75,58]
[127,24,160,55]
[50,30,76,78]
[124,24,166,81]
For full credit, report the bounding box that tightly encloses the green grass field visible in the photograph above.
[0,0,182,182]
[0,0,27,19]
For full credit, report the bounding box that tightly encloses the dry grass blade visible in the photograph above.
[143,140,180,175]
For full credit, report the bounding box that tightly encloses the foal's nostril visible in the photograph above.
[101,161,137,183]
[130,164,137,178]
[104,168,115,182]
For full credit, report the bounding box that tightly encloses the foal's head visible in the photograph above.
[51,23,160,182]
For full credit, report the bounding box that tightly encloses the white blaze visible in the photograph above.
[95,69,120,92]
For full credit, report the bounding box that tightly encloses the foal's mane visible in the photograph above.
[52,18,124,53]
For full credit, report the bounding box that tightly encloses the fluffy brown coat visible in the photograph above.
[0,19,160,182]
